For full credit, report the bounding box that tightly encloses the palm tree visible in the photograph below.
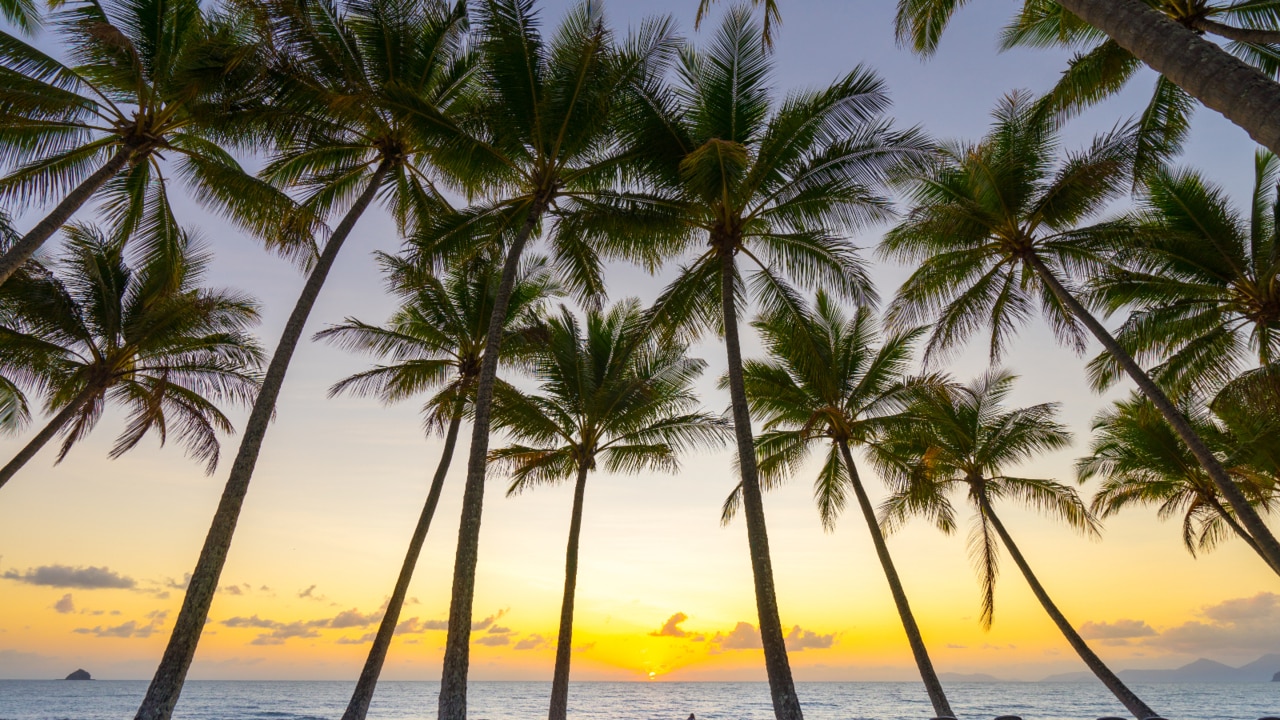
[395,4,680,715]
[894,0,1280,157]
[314,254,560,720]
[134,2,474,717]
[1080,394,1279,568]
[0,224,263,491]
[1089,151,1280,399]
[0,0,289,285]
[593,11,929,717]
[0,210,32,434]
[489,300,727,720]
[724,293,953,718]
[875,370,1159,720]
[882,91,1280,576]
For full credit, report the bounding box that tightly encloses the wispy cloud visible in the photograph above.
[53,594,75,614]
[4,565,135,590]
[74,611,167,638]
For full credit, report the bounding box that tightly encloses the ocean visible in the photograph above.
[0,680,1276,720]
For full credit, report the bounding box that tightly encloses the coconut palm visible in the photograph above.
[314,254,560,720]
[0,0,39,34]
[875,370,1158,720]
[489,300,727,720]
[0,210,32,434]
[0,224,263,491]
[1080,394,1279,568]
[134,2,474,717]
[587,11,929,717]
[724,293,953,718]
[0,0,289,285]
[882,91,1280,576]
[1089,151,1280,399]
[394,4,680,715]
[894,0,1280,157]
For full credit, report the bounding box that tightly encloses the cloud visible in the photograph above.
[74,611,167,638]
[3,565,135,590]
[222,615,281,629]
[573,642,595,652]
[394,617,448,635]
[250,623,323,646]
[488,625,512,635]
[712,622,762,650]
[329,608,381,629]
[651,613,693,638]
[1148,592,1280,656]
[53,594,75,614]
[474,634,510,647]
[514,634,549,650]
[1078,619,1158,643]
[471,610,507,632]
[166,574,191,590]
[221,585,245,596]
[297,585,327,602]
[784,625,834,651]
[335,633,376,645]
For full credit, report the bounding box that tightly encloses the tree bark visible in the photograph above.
[979,496,1158,720]
[1028,255,1280,576]
[547,460,591,720]
[437,200,545,720]
[836,440,952,718]
[1056,0,1280,155]
[0,145,135,286]
[1190,17,1280,46]
[0,386,96,491]
[342,403,466,720]
[719,248,803,720]
[133,160,392,720]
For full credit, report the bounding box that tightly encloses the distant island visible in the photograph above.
[1041,653,1280,684]
[64,669,91,681]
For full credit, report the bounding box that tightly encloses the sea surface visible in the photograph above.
[0,680,1276,720]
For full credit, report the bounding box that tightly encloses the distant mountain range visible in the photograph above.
[938,654,1280,683]
[1041,654,1280,683]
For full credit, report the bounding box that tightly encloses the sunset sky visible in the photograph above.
[1,0,1277,686]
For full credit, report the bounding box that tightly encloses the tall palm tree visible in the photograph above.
[875,370,1159,720]
[315,254,560,720]
[1079,394,1279,568]
[894,0,1280,157]
[0,0,289,285]
[723,293,953,717]
[882,91,1280,576]
[395,4,680,715]
[1089,151,1280,399]
[592,11,929,717]
[0,224,263,491]
[489,300,727,720]
[134,2,474,717]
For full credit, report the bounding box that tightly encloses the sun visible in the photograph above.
[648,671,657,680]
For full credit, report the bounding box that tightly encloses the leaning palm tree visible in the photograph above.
[134,2,475,717]
[0,0,289,285]
[1080,394,1279,569]
[875,370,1159,720]
[0,224,263,491]
[1089,151,1280,400]
[723,293,953,718]
[395,4,680,715]
[588,12,930,717]
[882,91,1280,576]
[489,300,727,720]
[315,254,560,720]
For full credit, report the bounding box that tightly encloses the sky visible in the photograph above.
[1,0,1278,688]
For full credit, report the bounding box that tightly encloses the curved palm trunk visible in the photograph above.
[0,145,135,286]
[0,386,96,491]
[547,460,591,720]
[835,441,952,718]
[1189,18,1280,45]
[978,496,1158,719]
[1056,0,1280,154]
[1028,255,1280,576]
[438,199,546,720]
[134,160,393,720]
[718,248,803,720]
[342,404,466,720]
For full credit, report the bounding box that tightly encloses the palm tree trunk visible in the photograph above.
[547,460,591,720]
[0,145,135,286]
[718,248,803,720]
[835,440,952,718]
[1204,495,1271,567]
[133,160,393,720]
[1056,0,1280,154]
[438,198,547,720]
[342,402,466,720]
[1189,18,1280,46]
[0,386,96,491]
[978,496,1158,719]
[1028,255,1280,576]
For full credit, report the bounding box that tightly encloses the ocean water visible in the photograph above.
[0,680,1276,720]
